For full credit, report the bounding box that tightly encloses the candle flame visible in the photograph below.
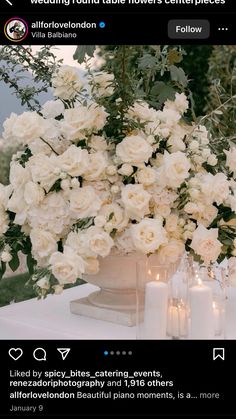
[148,269,151,276]
[156,274,160,281]
[197,278,202,286]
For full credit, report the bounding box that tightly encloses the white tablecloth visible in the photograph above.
[0,284,235,340]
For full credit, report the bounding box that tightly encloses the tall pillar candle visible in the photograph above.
[143,280,168,339]
[189,281,214,339]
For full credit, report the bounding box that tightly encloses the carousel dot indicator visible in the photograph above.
[116,351,120,355]
[110,351,115,355]
[104,351,109,356]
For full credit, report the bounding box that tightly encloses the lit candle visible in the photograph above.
[189,278,214,339]
[144,274,168,339]
[167,301,188,338]
[169,304,179,338]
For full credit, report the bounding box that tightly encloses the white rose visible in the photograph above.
[116,135,153,166]
[160,151,191,189]
[10,112,47,145]
[111,185,120,194]
[92,72,114,97]
[28,153,61,193]
[131,218,167,254]
[227,194,236,213]
[89,135,108,152]
[52,65,85,100]
[94,215,107,228]
[118,164,133,177]
[83,152,108,181]
[24,182,45,206]
[30,228,58,260]
[192,125,209,144]
[61,179,71,191]
[165,93,189,114]
[69,186,102,218]
[137,167,157,186]
[127,101,158,123]
[49,246,86,285]
[86,226,114,257]
[37,277,50,290]
[9,162,31,189]
[65,231,93,259]
[225,147,236,176]
[62,104,108,141]
[114,229,136,254]
[200,173,230,205]
[28,191,70,236]
[207,154,218,166]
[58,145,89,177]
[0,184,13,210]
[189,140,199,151]
[165,214,179,233]
[157,239,185,264]
[41,100,64,119]
[158,108,181,127]
[184,202,218,227]
[106,165,117,176]
[7,190,28,225]
[100,203,128,232]
[121,184,151,221]
[0,250,12,263]
[190,224,222,265]
[2,113,19,145]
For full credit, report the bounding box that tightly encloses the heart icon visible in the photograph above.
[8,348,23,361]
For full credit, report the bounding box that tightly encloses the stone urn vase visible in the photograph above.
[70,253,145,326]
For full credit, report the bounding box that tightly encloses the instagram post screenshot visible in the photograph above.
[0,0,236,417]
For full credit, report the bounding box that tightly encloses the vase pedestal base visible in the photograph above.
[70,296,136,327]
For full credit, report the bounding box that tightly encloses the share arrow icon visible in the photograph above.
[57,348,71,360]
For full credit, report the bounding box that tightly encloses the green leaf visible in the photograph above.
[9,253,20,272]
[72,217,95,232]
[73,45,96,63]
[16,147,32,168]
[138,54,157,70]
[27,253,37,275]
[150,82,176,106]
[170,65,188,87]
[0,261,6,280]
[110,229,117,239]
[48,179,62,193]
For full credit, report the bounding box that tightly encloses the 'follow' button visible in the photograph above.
[168,20,210,39]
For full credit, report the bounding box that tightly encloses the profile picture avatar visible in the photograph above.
[4,17,28,42]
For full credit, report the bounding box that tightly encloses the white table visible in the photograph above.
[0,284,136,340]
[0,284,235,340]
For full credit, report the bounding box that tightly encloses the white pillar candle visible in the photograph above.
[190,280,214,339]
[144,279,168,339]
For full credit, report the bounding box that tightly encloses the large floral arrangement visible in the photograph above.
[1,63,236,297]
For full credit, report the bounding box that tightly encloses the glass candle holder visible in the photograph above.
[136,261,170,340]
[189,265,226,338]
[166,257,190,339]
